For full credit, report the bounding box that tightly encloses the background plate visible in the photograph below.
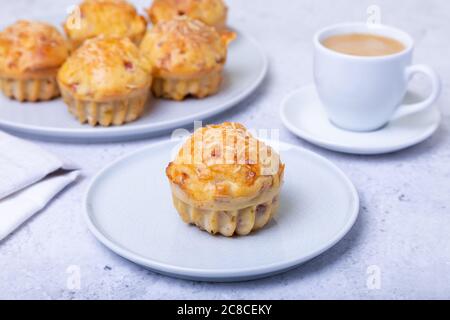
[84,140,359,282]
[0,31,267,142]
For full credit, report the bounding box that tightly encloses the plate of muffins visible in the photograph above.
[84,122,359,281]
[0,0,267,141]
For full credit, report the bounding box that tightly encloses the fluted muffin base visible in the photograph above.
[59,86,150,127]
[152,71,222,101]
[171,193,280,237]
[0,76,60,102]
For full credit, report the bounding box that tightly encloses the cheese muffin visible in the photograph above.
[147,0,228,30]
[57,37,152,126]
[140,17,235,100]
[0,20,69,102]
[166,122,284,236]
[64,0,147,50]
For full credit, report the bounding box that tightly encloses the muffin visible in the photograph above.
[0,20,69,102]
[140,17,235,101]
[166,122,285,236]
[147,0,228,30]
[64,0,147,50]
[57,37,152,126]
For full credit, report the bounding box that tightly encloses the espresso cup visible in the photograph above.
[313,23,441,131]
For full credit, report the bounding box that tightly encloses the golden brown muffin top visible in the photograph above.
[0,20,69,77]
[140,17,235,77]
[166,122,284,202]
[64,0,147,45]
[57,37,151,101]
[147,0,228,29]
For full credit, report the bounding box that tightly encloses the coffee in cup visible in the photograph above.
[314,23,441,132]
[322,33,405,57]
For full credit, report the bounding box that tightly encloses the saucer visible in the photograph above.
[280,85,441,155]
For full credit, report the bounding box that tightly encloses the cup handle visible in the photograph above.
[392,64,441,120]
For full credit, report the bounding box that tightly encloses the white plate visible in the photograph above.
[0,31,267,142]
[84,139,359,282]
[281,85,441,155]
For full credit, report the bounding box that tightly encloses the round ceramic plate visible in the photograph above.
[280,85,441,155]
[0,31,267,142]
[84,139,359,282]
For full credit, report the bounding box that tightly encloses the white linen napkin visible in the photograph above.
[0,132,80,240]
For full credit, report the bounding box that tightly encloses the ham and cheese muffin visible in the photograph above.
[147,0,228,30]
[140,17,235,100]
[64,0,147,50]
[57,37,152,126]
[166,122,285,236]
[0,20,69,102]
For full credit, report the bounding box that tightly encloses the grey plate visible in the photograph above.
[0,31,267,142]
[84,139,359,282]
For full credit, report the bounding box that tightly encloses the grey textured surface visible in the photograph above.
[0,0,449,299]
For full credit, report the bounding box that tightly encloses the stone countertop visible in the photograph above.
[0,0,449,299]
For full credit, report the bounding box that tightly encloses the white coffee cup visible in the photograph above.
[313,23,441,132]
